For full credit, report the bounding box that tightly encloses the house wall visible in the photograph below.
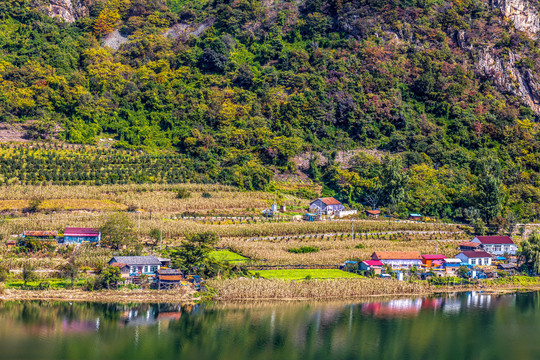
[129,265,160,276]
[64,235,100,243]
[480,244,517,255]
[380,259,422,269]
[456,253,492,266]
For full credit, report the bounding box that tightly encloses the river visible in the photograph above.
[0,291,538,359]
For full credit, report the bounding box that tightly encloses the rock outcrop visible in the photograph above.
[47,0,90,23]
[491,0,540,36]
[477,49,540,112]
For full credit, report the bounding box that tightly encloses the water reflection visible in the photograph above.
[0,292,538,360]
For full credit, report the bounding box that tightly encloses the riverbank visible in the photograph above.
[0,288,198,303]
[1,277,540,303]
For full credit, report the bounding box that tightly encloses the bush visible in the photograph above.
[355,243,365,249]
[176,188,191,199]
[202,192,212,198]
[288,246,320,253]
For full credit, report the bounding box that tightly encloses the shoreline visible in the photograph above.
[1,281,540,303]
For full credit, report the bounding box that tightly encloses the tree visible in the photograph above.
[57,259,79,289]
[100,212,136,250]
[22,264,37,286]
[380,155,409,206]
[477,174,503,222]
[521,232,540,275]
[170,232,219,275]
[97,265,122,289]
[93,7,121,37]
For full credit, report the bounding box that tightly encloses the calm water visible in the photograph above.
[1,292,540,360]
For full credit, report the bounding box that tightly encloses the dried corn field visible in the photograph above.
[0,184,309,214]
[219,237,463,265]
[208,278,442,300]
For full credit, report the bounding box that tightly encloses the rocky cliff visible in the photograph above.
[491,0,540,36]
[47,0,90,23]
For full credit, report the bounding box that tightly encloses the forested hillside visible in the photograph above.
[2,0,540,224]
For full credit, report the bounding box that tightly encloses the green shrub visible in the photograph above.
[288,246,320,253]
[355,243,365,249]
[202,192,212,198]
[176,188,191,199]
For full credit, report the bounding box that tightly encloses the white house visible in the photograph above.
[455,251,492,266]
[371,251,422,269]
[471,236,518,255]
[309,197,345,215]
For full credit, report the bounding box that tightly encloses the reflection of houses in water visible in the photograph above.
[362,299,423,318]
[465,291,516,310]
[442,297,462,314]
[119,304,190,326]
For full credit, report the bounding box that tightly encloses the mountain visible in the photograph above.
[2,0,540,223]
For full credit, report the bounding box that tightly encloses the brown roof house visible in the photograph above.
[365,209,381,218]
[309,197,345,215]
[371,251,422,270]
[458,241,481,251]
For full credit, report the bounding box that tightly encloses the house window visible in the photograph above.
[150,266,158,272]
[144,266,149,273]
[131,266,138,273]
[494,245,501,252]
[470,259,476,265]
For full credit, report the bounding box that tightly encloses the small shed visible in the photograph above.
[360,260,384,275]
[23,231,58,240]
[497,263,517,274]
[421,254,446,267]
[365,209,381,218]
[458,241,481,251]
[110,262,130,278]
[156,269,184,290]
[409,213,422,221]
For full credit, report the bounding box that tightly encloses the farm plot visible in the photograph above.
[220,237,463,266]
[209,250,249,263]
[255,269,363,280]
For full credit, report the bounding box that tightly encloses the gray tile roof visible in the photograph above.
[109,256,162,266]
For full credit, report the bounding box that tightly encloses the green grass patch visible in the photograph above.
[255,269,363,280]
[288,246,319,254]
[209,250,248,262]
[6,279,88,289]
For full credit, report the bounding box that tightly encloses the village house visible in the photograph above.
[63,227,101,244]
[109,262,131,278]
[309,197,345,215]
[471,236,518,255]
[421,254,446,267]
[370,251,422,269]
[22,231,58,241]
[155,269,185,289]
[456,251,493,266]
[458,241,481,251]
[108,256,162,276]
[359,260,384,275]
[365,209,381,218]
[409,213,422,221]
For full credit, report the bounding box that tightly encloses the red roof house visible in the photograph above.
[471,236,517,255]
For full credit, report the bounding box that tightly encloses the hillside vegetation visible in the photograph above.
[2,0,540,222]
